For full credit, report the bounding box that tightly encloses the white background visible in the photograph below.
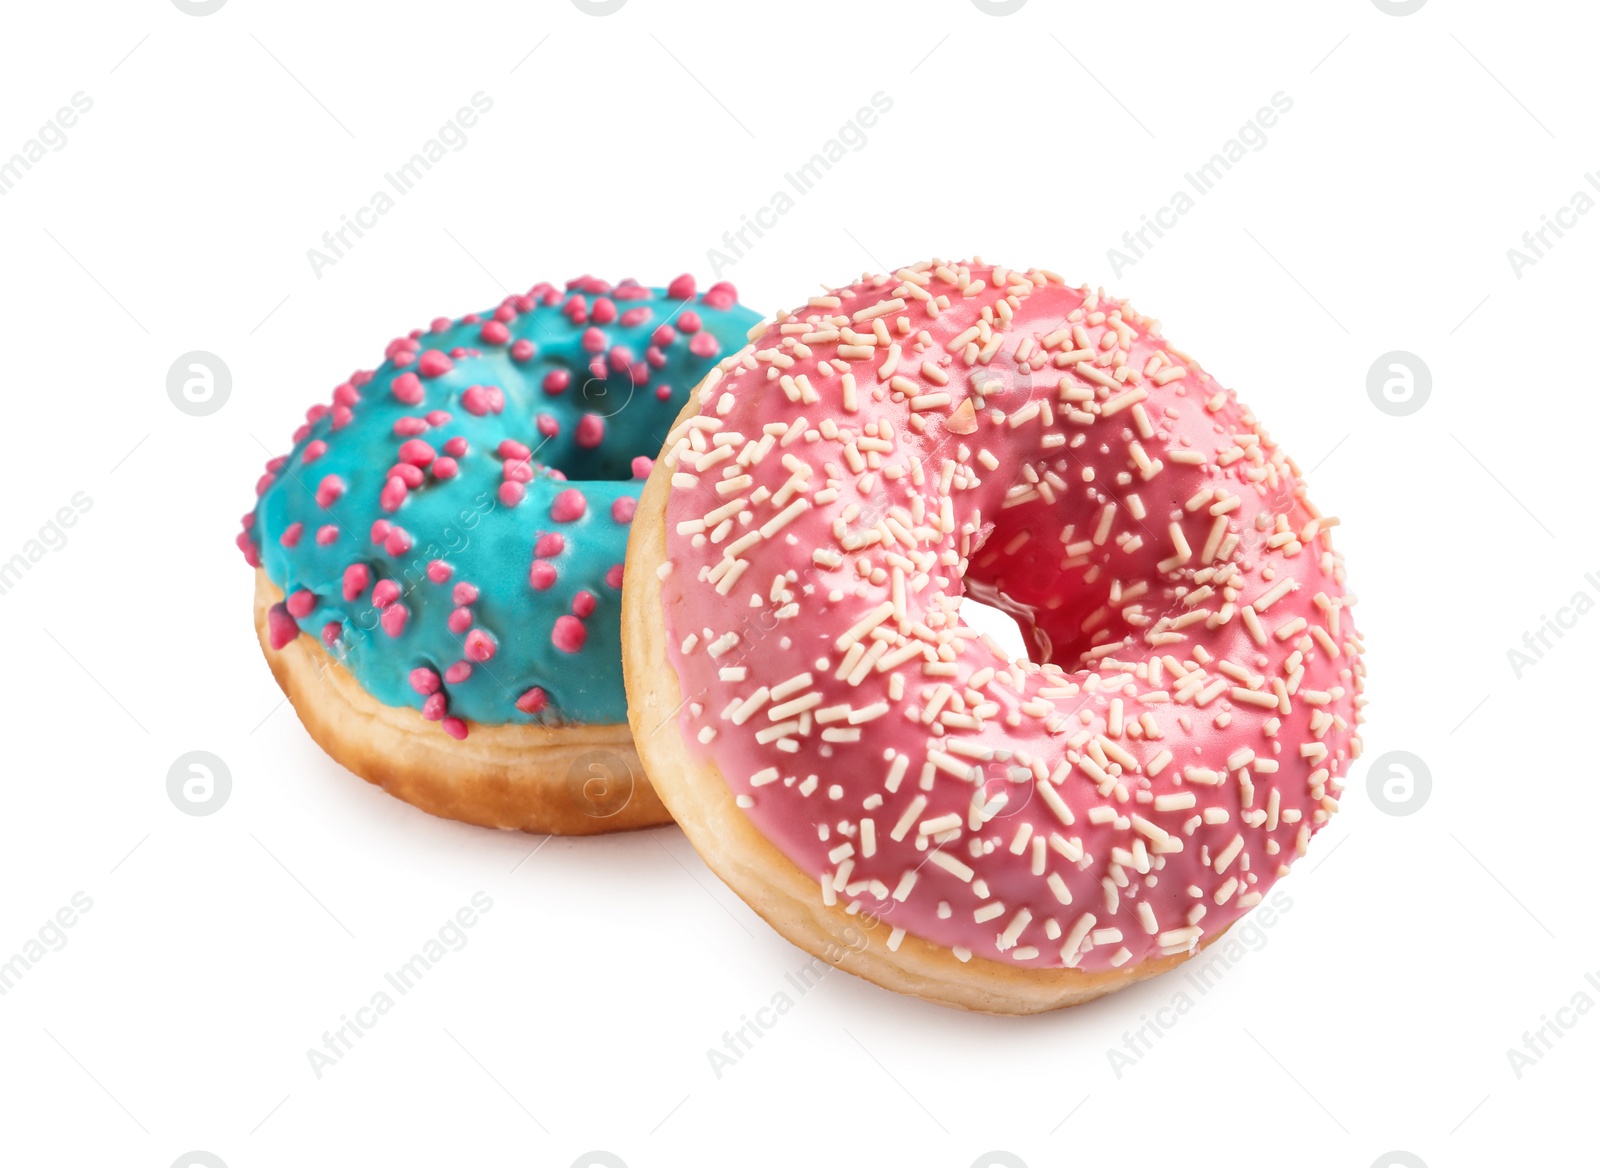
[1,1,1593,1165]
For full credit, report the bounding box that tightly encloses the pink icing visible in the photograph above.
[657,260,1364,972]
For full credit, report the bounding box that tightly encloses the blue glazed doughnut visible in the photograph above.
[242,274,760,832]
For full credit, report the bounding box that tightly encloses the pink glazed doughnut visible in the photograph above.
[624,259,1365,1013]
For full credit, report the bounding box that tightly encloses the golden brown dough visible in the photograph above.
[256,571,670,835]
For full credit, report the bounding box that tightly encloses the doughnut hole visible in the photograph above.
[957,596,1031,663]
[962,497,1156,671]
[505,360,662,483]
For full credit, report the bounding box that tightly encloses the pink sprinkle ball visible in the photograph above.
[431,456,459,479]
[516,687,548,714]
[581,327,606,353]
[389,463,425,488]
[393,435,432,464]
[453,582,479,605]
[464,628,497,661]
[606,564,625,589]
[427,560,453,584]
[333,382,361,407]
[705,281,738,310]
[371,519,392,544]
[503,459,534,484]
[331,406,354,430]
[444,661,473,684]
[592,298,617,325]
[611,496,637,524]
[621,306,652,327]
[651,324,677,347]
[422,693,446,721]
[442,717,468,740]
[343,563,370,601]
[384,527,413,556]
[572,590,597,619]
[426,409,451,426]
[552,614,587,653]
[321,622,342,647]
[678,311,702,334]
[372,579,400,608]
[315,475,345,507]
[537,414,559,437]
[688,331,720,358]
[391,372,424,405]
[535,532,564,557]
[236,533,260,567]
[286,589,317,618]
[431,317,452,333]
[498,438,531,461]
[410,667,441,695]
[480,320,510,345]
[279,522,304,548]
[394,416,428,437]
[551,488,587,523]
[654,383,672,400]
[267,602,299,650]
[443,436,469,457]
[575,414,605,448]
[448,606,473,633]
[511,339,536,362]
[529,560,557,590]
[462,384,505,416]
[418,349,454,377]
[316,525,339,545]
[380,602,410,637]
[498,481,526,507]
[667,273,696,299]
[398,439,436,465]
[380,476,408,512]
[631,456,653,479]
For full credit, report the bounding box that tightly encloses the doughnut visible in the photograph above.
[243,274,760,835]
[624,259,1364,1011]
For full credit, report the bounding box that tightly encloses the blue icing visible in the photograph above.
[249,277,759,730]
